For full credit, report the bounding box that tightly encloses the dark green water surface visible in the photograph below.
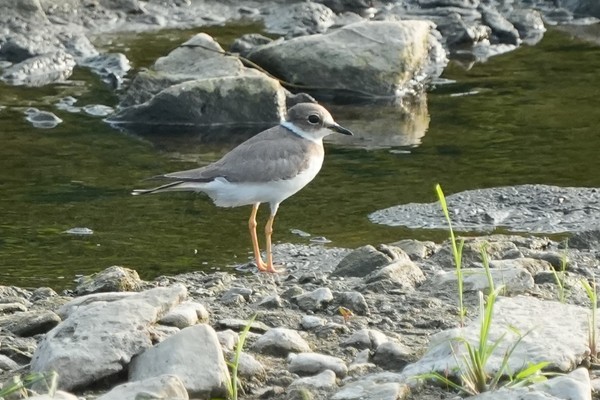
[1,27,599,289]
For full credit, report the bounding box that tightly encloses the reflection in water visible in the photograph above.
[325,94,430,150]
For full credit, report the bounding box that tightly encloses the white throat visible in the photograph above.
[280,121,323,144]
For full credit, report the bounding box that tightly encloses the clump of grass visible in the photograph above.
[225,314,256,400]
[550,240,569,303]
[0,371,58,398]
[419,253,548,395]
[436,184,466,324]
[581,279,598,363]
[420,184,549,395]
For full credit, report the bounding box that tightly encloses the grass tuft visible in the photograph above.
[581,279,598,363]
[435,184,466,324]
[0,371,58,398]
[225,314,256,400]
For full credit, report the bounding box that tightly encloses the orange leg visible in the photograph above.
[264,204,280,273]
[248,203,267,271]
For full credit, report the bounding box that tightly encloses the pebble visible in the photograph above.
[252,328,311,357]
[288,353,348,378]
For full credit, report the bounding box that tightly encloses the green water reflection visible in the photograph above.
[0,27,599,289]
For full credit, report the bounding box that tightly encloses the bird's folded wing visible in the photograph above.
[162,129,323,184]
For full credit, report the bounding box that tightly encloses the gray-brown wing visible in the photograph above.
[162,127,324,183]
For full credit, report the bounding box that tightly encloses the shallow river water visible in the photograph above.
[1,26,599,289]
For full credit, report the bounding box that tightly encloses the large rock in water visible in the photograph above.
[247,21,447,101]
[109,33,288,131]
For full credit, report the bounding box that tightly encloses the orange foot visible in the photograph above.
[256,262,283,273]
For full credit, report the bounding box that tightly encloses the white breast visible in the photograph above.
[198,152,325,208]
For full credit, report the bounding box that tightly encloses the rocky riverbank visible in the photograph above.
[1,223,600,399]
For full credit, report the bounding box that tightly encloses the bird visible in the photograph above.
[132,102,353,273]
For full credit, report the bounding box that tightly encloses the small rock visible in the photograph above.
[258,294,283,308]
[0,335,37,364]
[290,369,337,390]
[253,328,311,357]
[97,374,188,400]
[0,310,61,336]
[333,291,369,315]
[221,287,253,304]
[282,285,304,299]
[341,329,389,350]
[231,351,266,379]
[333,245,410,277]
[301,315,327,330]
[288,353,348,378]
[230,33,273,57]
[0,354,20,371]
[489,257,552,275]
[159,301,208,329]
[0,303,28,314]
[294,287,333,311]
[24,108,62,129]
[217,329,239,351]
[215,318,270,333]
[429,267,534,295]
[331,372,408,400]
[371,341,412,371]
[75,266,142,295]
[364,260,425,290]
[388,239,436,260]
[82,104,114,117]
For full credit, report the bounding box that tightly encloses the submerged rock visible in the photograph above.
[369,184,600,234]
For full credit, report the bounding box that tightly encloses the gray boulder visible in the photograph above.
[110,33,288,130]
[109,74,287,130]
[247,20,447,101]
[30,284,187,390]
[129,324,230,398]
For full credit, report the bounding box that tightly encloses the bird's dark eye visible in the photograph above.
[308,114,321,124]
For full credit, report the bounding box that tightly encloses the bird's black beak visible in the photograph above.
[327,123,354,136]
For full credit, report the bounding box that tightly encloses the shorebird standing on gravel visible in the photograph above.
[133,103,353,273]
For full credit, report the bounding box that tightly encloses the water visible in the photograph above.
[1,26,599,290]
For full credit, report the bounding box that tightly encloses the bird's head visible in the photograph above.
[282,103,354,142]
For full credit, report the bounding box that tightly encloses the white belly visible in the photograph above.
[198,155,324,207]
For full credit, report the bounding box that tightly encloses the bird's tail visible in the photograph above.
[131,181,185,196]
